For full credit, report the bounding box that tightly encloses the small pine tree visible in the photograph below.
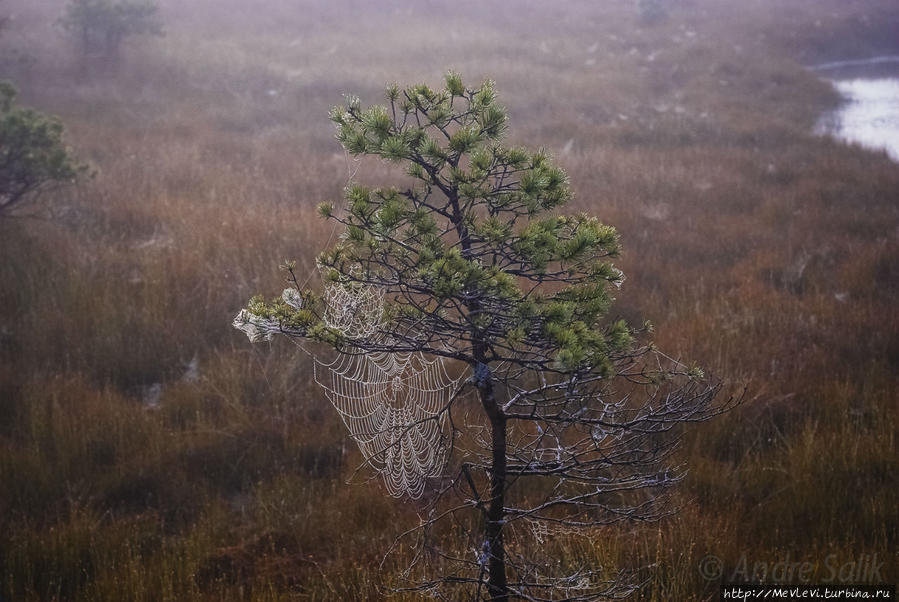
[236,73,731,600]
[0,82,85,217]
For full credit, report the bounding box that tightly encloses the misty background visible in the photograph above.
[1,0,897,599]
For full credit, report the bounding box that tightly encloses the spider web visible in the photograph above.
[235,279,466,498]
[322,280,385,339]
[314,350,463,498]
[232,308,280,342]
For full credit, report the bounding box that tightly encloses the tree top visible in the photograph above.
[238,73,634,376]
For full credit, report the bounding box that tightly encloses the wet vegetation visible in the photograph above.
[1,0,897,599]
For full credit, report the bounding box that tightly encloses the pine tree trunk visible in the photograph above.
[455,183,509,599]
[475,366,509,601]
[486,412,509,601]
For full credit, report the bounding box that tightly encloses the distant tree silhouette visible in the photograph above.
[61,0,162,64]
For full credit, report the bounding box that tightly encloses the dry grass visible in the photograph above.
[1,0,897,599]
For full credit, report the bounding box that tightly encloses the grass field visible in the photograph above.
[1,0,897,599]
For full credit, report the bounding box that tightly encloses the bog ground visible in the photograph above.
[1,0,897,600]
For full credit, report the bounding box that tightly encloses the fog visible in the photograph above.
[1,0,897,599]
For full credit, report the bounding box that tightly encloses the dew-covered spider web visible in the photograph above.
[322,280,385,340]
[234,279,467,498]
[314,350,464,499]
[317,280,465,497]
